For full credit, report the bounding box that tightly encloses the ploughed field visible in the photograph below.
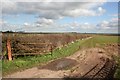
[1,32,120,79]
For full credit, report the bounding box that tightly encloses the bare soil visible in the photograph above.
[38,58,78,71]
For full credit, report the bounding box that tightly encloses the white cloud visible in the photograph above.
[2,1,18,15]
[81,23,91,29]
[2,24,20,32]
[24,22,30,26]
[2,1,106,19]
[97,17,118,32]
[2,0,108,2]
[0,19,7,25]
[3,0,118,33]
[1,1,107,32]
[1,19,23,32]
[36,18,54,27]
[1,18,118,33]
[61,22,95,30]
[63,9,97,17]
[101,20,109,26]
[97,7,106,16]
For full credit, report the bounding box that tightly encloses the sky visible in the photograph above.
[0,0,119,33]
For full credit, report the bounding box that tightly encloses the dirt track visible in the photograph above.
[4,43,118,78]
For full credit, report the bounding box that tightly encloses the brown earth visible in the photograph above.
[4,43,119,78]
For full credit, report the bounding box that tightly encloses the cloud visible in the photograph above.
[1,1,107,32]
[111,18,120,22]
[1,18,118,33]
[97,7,106,16]
[2,1,106,19]
[63,9,96,17]
[60,22,96,31]
[36,18,54,27]
[96,17,118,33]
[0,19,7,25]
[24,22,30,26]
[2,1,18,15]
[60,17,118,33]
[1,19,23,32]
[2,0,107,2]
[3,0,118,33]
[81,23,94,29]
[2,24,20,32]
[97,20,110,29]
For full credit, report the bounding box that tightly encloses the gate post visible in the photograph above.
[7,38,12,61]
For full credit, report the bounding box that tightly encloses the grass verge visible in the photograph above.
[113,56,120,79]
[2,38,84,76]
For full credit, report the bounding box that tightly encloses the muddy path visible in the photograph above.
[4,43,119,78]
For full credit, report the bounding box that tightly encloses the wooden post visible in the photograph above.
[50,44,53,56]
[7,38,12,61]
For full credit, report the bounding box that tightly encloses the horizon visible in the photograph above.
[1,31,120,35]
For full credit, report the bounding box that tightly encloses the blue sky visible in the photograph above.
[1,1,119,33]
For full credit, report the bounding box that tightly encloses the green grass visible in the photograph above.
[2,39,82,76]
[80,35,119,48]
[113,56,120,79]
[2,35,120,76]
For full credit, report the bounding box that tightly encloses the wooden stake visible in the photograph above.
[7,39,12,61]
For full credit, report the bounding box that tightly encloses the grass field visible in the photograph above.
[2,35,120,77]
